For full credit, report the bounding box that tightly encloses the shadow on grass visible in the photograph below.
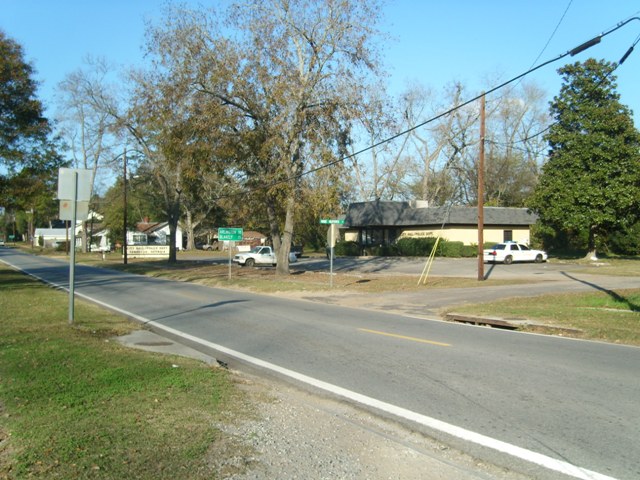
[0,269,44,290]
[561,271,640,312]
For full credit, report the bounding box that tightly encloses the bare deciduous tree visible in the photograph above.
[148,0,386,274]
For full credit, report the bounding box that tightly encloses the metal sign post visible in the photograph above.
[219,228,243,280]
[320,219,344,288]
[58,168,93,325]
[68,172,78,324]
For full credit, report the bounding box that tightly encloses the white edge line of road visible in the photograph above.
[2,258,619,480]
[83,294,619,480]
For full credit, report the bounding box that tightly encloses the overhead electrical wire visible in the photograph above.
[494,25,640,149]
[213,16,640,201]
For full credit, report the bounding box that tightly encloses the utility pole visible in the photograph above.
[123,149,128,265]
[477,93,485,281]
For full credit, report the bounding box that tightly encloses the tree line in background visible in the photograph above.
[2,0,639,269]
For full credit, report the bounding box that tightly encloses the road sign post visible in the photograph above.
[58,168,93,325]
[218,228,243,279]
[320,219,344,287]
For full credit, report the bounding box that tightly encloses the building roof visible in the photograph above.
[344,201,538,227]
[136,222,164,234]
[34,228,68,238]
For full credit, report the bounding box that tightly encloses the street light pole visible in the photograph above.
[123,148,128,265]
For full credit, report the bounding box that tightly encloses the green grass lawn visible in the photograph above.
[448,289,640,345]
[0,264,251,479]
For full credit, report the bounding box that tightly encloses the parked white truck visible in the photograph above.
[232,246,298,267]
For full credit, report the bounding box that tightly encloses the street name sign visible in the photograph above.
[320,219,345,224]
[218,227,243,241]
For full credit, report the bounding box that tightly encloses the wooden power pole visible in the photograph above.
[477,93,485,281]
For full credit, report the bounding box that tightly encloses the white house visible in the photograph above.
[134,221,183,250]
[33,228,70,248]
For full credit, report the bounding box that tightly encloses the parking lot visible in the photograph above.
[292,255,585,281]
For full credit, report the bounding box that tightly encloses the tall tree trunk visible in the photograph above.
[276,193,296,276]
[184,210,195,250]
[266,194,281,252]
[168,201,181,263]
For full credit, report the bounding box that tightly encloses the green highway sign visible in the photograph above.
[320,219,345,225]
[218,227,243,241]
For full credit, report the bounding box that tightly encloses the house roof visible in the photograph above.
[34,228,68,238]
[344,201,538,227]
[136,222,164,234]
[241,230,267,239]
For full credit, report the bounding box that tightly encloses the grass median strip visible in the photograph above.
[447,289,640,345]
[0,264,252,479]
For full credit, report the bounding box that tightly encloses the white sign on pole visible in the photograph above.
[58,168,92,202]
[59,200,90,221]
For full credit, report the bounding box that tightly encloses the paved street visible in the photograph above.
[2,248,640,480]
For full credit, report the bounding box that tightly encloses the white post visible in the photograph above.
[68,171,78,325]
[329,224,336,288]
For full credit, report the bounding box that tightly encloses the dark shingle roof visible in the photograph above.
[344,201,537,227]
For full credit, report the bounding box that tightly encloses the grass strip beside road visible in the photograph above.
[0,264,251,479]
[447,289,640,345]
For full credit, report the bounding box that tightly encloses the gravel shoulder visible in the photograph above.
[119,330,532,479]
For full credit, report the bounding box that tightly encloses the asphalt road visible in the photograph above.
[2,248,639,480]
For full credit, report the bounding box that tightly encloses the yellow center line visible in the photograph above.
[358,328,451,347]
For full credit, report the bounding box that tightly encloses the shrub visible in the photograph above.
[396,237,438,256]
[438,241,464,257]
[461,244,478,257]
[334,240,360,256]
[608,224,640,256]
[55,241,69,252]
[368,244,400,256]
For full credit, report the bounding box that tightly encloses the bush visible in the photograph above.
[334,241,360,256]
[438,241,464,257]
[55,241,69,252]
[608,223,640,256]
[367,244,400,256]
[461,244,478,257]
[396,237,438,256]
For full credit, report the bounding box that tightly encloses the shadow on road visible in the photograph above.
[561,271,640,312]
[148,300,249,323]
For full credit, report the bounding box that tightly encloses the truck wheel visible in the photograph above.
[245,258,255,267]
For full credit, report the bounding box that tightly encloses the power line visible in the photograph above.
[213,16,640,202]
[496,29,640,148]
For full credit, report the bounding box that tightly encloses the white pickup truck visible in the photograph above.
[232,246,298,267]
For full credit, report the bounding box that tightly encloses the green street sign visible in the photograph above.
[320,219,345,225]
[218,227,243,241]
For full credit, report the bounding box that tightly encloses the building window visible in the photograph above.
[503,230,513,242]
[362,228,384,246]
[131,233,147,245]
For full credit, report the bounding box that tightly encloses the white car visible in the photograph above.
[232,246,298,267]
[483,242,547,265]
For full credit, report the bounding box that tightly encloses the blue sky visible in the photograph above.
[3,0,640,124]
